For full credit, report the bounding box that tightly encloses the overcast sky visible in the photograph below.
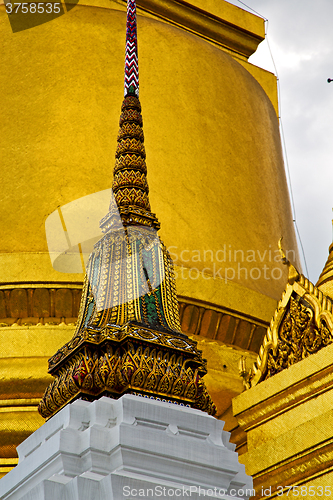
[225,0,333,284]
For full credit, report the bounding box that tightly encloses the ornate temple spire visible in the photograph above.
[315,213,333,297]
[99,93,160,232]
[99,0,159,232]
[38,0,216,419]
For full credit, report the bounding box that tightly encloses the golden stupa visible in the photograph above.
[0,0,300,478]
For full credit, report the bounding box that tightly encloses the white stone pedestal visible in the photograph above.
[0,395,252,500]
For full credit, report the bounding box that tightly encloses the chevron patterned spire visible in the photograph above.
[98,0,160,232]
[124,0,139,97]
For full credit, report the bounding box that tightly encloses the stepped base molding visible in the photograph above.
[0,394,252,500]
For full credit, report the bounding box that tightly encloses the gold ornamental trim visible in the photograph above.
[114,155,147,174]
[243,247,333,388]
[38,322,216,419]
[0,284,268,353]
[48,322,204,371]
[117,122,144,142]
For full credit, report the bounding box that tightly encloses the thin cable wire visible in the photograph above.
[295,222,310,276]
[233,0,309,276]
[231,0,267,20]
[266,28,309,276]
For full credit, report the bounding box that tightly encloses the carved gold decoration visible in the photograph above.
[265,296,333,378]
[0,284,82,326]
[112,170,149,191]
[47,323,201,371]
[179,298,268,352]
[244,241,333,388]
[38,322,215,419]
[114,155,146,174]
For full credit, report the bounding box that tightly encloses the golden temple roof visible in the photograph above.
[242,243,333,389]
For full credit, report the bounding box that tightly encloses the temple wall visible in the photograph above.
[233,343,333,498]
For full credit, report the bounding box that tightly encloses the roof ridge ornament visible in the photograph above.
[241,240,333,388]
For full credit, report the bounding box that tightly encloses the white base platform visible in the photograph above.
[0,395,252,499]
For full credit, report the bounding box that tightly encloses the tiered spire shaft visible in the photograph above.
[99,94,160,232]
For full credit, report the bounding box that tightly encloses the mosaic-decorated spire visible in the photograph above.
[99,0,159,232]
[38,0,216,419]
[99,94,160,232]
